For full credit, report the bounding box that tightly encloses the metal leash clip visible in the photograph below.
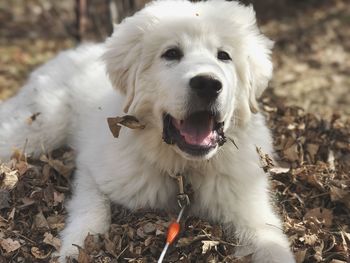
[175,173,190,208]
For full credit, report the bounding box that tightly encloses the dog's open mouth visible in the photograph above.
[163,111,226,156]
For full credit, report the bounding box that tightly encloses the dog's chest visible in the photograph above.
[100,167,178,211]
[93,146,240,222]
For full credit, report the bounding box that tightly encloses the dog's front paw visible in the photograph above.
[58,225,88,263]
[58,244,79,263]
[252,241,295,263]
[58,231,102,262]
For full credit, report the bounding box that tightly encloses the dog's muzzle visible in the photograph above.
[162,111,226,156]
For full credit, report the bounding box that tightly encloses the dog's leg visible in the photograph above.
[230,190,296,263]
[59,168,111,262]
[197,167,295,263]
[234,220,295,263]
[250,227,296,263]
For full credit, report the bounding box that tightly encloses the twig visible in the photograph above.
[116,245,129,260]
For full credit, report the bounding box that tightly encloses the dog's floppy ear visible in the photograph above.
[244,34,273,113]
[233,5,273,114]
[103,15,147,113]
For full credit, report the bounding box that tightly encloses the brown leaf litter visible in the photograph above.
[0,94,349,262]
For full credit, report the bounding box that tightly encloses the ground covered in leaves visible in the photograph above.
[0,0,350,262]
[0,94,349,263]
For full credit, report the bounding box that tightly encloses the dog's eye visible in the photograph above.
[161,48,183,61]
[217,51,232,61]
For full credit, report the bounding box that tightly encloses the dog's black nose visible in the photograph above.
[190,75,222,101]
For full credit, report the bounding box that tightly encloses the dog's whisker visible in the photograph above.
[227,136,239,149]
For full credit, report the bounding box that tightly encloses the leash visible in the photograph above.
[157,173,190,263]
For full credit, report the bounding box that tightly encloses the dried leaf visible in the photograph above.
[294,249,307,263]
[107,118,122,138]
[233,255,253,263]
[284,143,299,162]
[136,226,146,239]
[33,211,50,229]
[53,191,65,206]
[104,237,117,257]
[47,215,65,230]
[306,143,319,162]
[269,166,290,175]
[73,245,91,263]
[15,161,29,176]
[10,148,26,162]
[0,164,18,190]
[201,240,219,254]
[143,222,156,234]
[304,208,333,227]
[0,238,21,253]
[8,207,15,220]
[40,155,74,179]
[329,260,347,263]
[31,246,51,259]
[107,115,145,138]
[256,146,274,172]
[17,197,35,210]
[84,233,100,255]
[43,232,61,251]
[144,236,152,247]
[313,241,324,262]
[176,234,207,248]
[340,231,349,255]
[303,234,318,246]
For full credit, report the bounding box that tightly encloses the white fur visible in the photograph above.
[0,1,295,262]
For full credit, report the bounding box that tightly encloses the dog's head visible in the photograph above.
[103,0,273,161]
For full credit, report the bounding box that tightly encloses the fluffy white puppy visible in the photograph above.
[0,0,295,262]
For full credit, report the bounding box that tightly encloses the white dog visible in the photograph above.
[0,1,295,262]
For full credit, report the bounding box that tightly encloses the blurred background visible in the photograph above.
[0,0,349,119]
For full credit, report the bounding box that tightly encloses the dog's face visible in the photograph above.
[104,0,273,161]
[144,20,238,159]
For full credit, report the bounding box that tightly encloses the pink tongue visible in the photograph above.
[172,114,215,146]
